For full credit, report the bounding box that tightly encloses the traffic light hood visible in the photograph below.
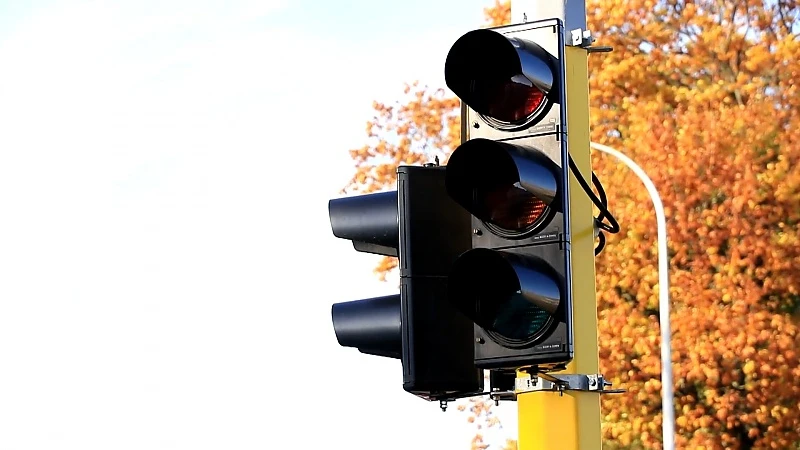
[444,29,556,125]
[328,191,398,256]
[331,295,402,359]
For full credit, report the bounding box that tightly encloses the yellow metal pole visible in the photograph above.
[516,46,602,450]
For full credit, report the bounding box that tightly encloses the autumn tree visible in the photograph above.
[345,0,800,448]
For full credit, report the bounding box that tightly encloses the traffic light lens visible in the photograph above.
[480,77,546,124]
[485,292,551,341]
[446,138,559,238]
[481,184,547,232]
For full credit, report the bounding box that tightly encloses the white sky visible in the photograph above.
[0,1,518,449]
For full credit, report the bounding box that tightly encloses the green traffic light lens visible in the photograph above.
[486,292,551,342]
[448,249,561,349]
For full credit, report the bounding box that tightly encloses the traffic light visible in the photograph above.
[443,19,574,372]
[329,165,484,401]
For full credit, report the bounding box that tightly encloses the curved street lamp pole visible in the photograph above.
[590,142,675,450]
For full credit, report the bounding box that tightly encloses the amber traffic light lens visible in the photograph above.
[479,184,547,232]
[478,77,546,123]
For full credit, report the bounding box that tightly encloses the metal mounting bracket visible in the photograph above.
[515,371,626,396]
[568,28,613,53]
[569,28,595,47]
[436,370,624,410]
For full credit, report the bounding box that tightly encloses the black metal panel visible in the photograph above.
[398,166,473,277]
[397,165,484,400]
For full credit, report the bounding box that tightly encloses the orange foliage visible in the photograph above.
[589,0,800,448]
[345,0,800,448]
[482,0,511,27]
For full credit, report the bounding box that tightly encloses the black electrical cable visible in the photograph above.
[566,153,619,255]
[567,154,620,234]
[592,171,610,255]
[592,171,608,225]
[594,229,606,256]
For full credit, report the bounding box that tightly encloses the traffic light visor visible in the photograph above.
[449,249,561,347]
[332,295,402,359]
[445,29,554,127]
[329,191,398,256]
[446,138,558,237]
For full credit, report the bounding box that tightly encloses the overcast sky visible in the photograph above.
[0,1,518,448]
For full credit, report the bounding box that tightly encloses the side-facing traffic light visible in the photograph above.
[329,190,400,359]
[444,19,574,372]
[329,165,484,401]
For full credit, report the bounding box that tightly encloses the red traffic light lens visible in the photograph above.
[481,76,546,124]
[480,183,548,232]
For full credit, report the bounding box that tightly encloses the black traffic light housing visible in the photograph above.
[444,19,575,372]
[330,165,484,401]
